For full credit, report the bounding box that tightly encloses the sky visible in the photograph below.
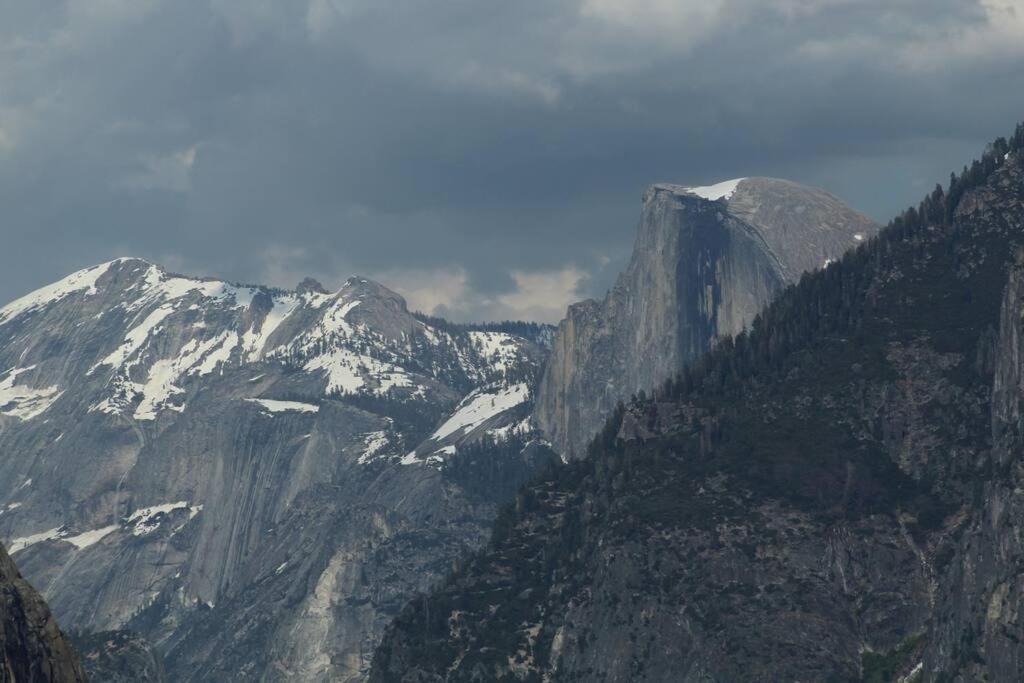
[1,1,1023,323]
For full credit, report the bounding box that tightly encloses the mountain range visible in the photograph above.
[4,134,1017,681]
[0,259,552,680]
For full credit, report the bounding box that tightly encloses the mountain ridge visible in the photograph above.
[0,254,557,680]
[371,128,1024,681]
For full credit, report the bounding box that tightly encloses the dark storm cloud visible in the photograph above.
[1,0,1022,321]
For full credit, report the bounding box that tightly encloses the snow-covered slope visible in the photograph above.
[0,257,553,681]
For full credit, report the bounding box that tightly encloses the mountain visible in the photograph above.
[370,132,1024,680]
[0,258,555,681]
[1,542,85,682]
[535,177,879,459]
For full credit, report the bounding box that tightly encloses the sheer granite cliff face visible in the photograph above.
[924,256,1024,682]
[1,543,85,683]
[371,137,1024,681]
[536,178,879,459]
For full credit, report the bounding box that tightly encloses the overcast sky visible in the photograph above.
[1,1,1023,322]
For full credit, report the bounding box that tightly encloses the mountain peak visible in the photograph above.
[537,173,879,458]
[296,277,328,294]
[341,276,408,309]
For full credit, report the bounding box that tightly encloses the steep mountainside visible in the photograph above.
[536,177,879,459]
[372,131,1024,680]
[70,629,167,682]
[1,542,85,682]
[0,260,554,681]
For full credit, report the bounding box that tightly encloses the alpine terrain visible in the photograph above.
[372,130,1024,680]
[0,174,880,681]
[0,260,555,681]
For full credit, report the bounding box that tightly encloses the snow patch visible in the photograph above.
[127,502,199,536]
[337,299,361,318]
[432,383,530,442]
[0,367,62,421]
[7,526,65,554]
[469,331,523,374]
[304,348,367,394]
[133,358,186,421]
[358,430,391,464]
[92,303,176,372]
[64,525,119,549]
[487,417,532,442]
[683,178,746,201]
[245,398,320,414]
[402,383,530,465]
[240,296,300,361]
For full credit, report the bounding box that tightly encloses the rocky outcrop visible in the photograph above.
[535,177,879,458]
[1,542,85,682]
[371,132,1024,680]
[70,630,167,682]
[0,259,554,680]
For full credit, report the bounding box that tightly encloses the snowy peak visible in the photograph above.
[0,259,546,436]
[341,276,407,306]
[333,276,415,343]
[0,263,554,682]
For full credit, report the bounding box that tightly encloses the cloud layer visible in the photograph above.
[1,0,1022,321]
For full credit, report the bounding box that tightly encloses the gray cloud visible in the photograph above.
[1,0,1022,322]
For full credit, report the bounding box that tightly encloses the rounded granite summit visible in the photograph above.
[537,175,880,458]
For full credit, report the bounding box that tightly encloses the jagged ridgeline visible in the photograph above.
[371,125,1024,681]
[0,262,556,681]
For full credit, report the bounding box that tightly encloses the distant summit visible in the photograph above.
[295,276,328,294]
[535,176,879,458]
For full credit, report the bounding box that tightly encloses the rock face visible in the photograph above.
[0,542,85,682]
[0,260,554,680]
[70,630,167,682]
[371,133,1024,680]
[924,248,1024,678]
[536,177,879,458]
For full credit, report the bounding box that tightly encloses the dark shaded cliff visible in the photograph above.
[372,130,1024,681]
[1,543,85,683]
[536,177,878,459]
